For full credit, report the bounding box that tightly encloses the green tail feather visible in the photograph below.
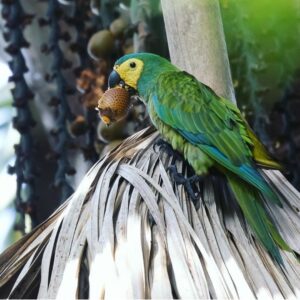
[227,173,297,264]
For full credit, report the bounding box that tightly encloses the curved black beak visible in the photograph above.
[108,69,137,96]
[108,70,121,88]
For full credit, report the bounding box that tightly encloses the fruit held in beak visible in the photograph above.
[97,87,131,126]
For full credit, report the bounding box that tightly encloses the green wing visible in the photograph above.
[152,71,280,201]
[150,70,300,262]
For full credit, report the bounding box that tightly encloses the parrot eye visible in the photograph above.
[129,62,136,68]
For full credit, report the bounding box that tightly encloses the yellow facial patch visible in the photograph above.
[114,58,144,90]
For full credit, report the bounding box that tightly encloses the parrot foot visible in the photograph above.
[167,165,202,202]
[153,138,183,162]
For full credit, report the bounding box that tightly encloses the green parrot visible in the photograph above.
[108,52,298,264]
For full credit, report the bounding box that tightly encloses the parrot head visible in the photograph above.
[108,53,177,100]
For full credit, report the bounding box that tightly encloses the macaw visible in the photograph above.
[108,52,298,263]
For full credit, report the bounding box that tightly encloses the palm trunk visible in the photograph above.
[161,0,236,102]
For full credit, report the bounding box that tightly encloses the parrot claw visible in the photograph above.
[167,165,202,203]
[153,139,201,203]
[153,139,183,162]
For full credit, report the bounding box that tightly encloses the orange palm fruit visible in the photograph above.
[97,87,131,126]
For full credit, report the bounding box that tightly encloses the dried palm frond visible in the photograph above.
[0,126,300,299]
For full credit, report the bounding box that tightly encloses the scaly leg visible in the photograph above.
[167,165,203,203]
[153,138,183,164]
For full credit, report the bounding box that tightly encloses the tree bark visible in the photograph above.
[161,0,236,103]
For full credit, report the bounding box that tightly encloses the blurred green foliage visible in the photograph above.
[220,0,300,136]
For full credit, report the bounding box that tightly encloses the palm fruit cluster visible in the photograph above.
[74,0,165,150]
[87,17,132,60]
[2,0,168,230]
[74,62,107,131]
[59,0,166,156]
[2,0,37,232]
[86,0,134,61]
[39,0,77,201]
[73,2,135,151]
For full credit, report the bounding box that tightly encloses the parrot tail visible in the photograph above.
[226,173,299,265]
